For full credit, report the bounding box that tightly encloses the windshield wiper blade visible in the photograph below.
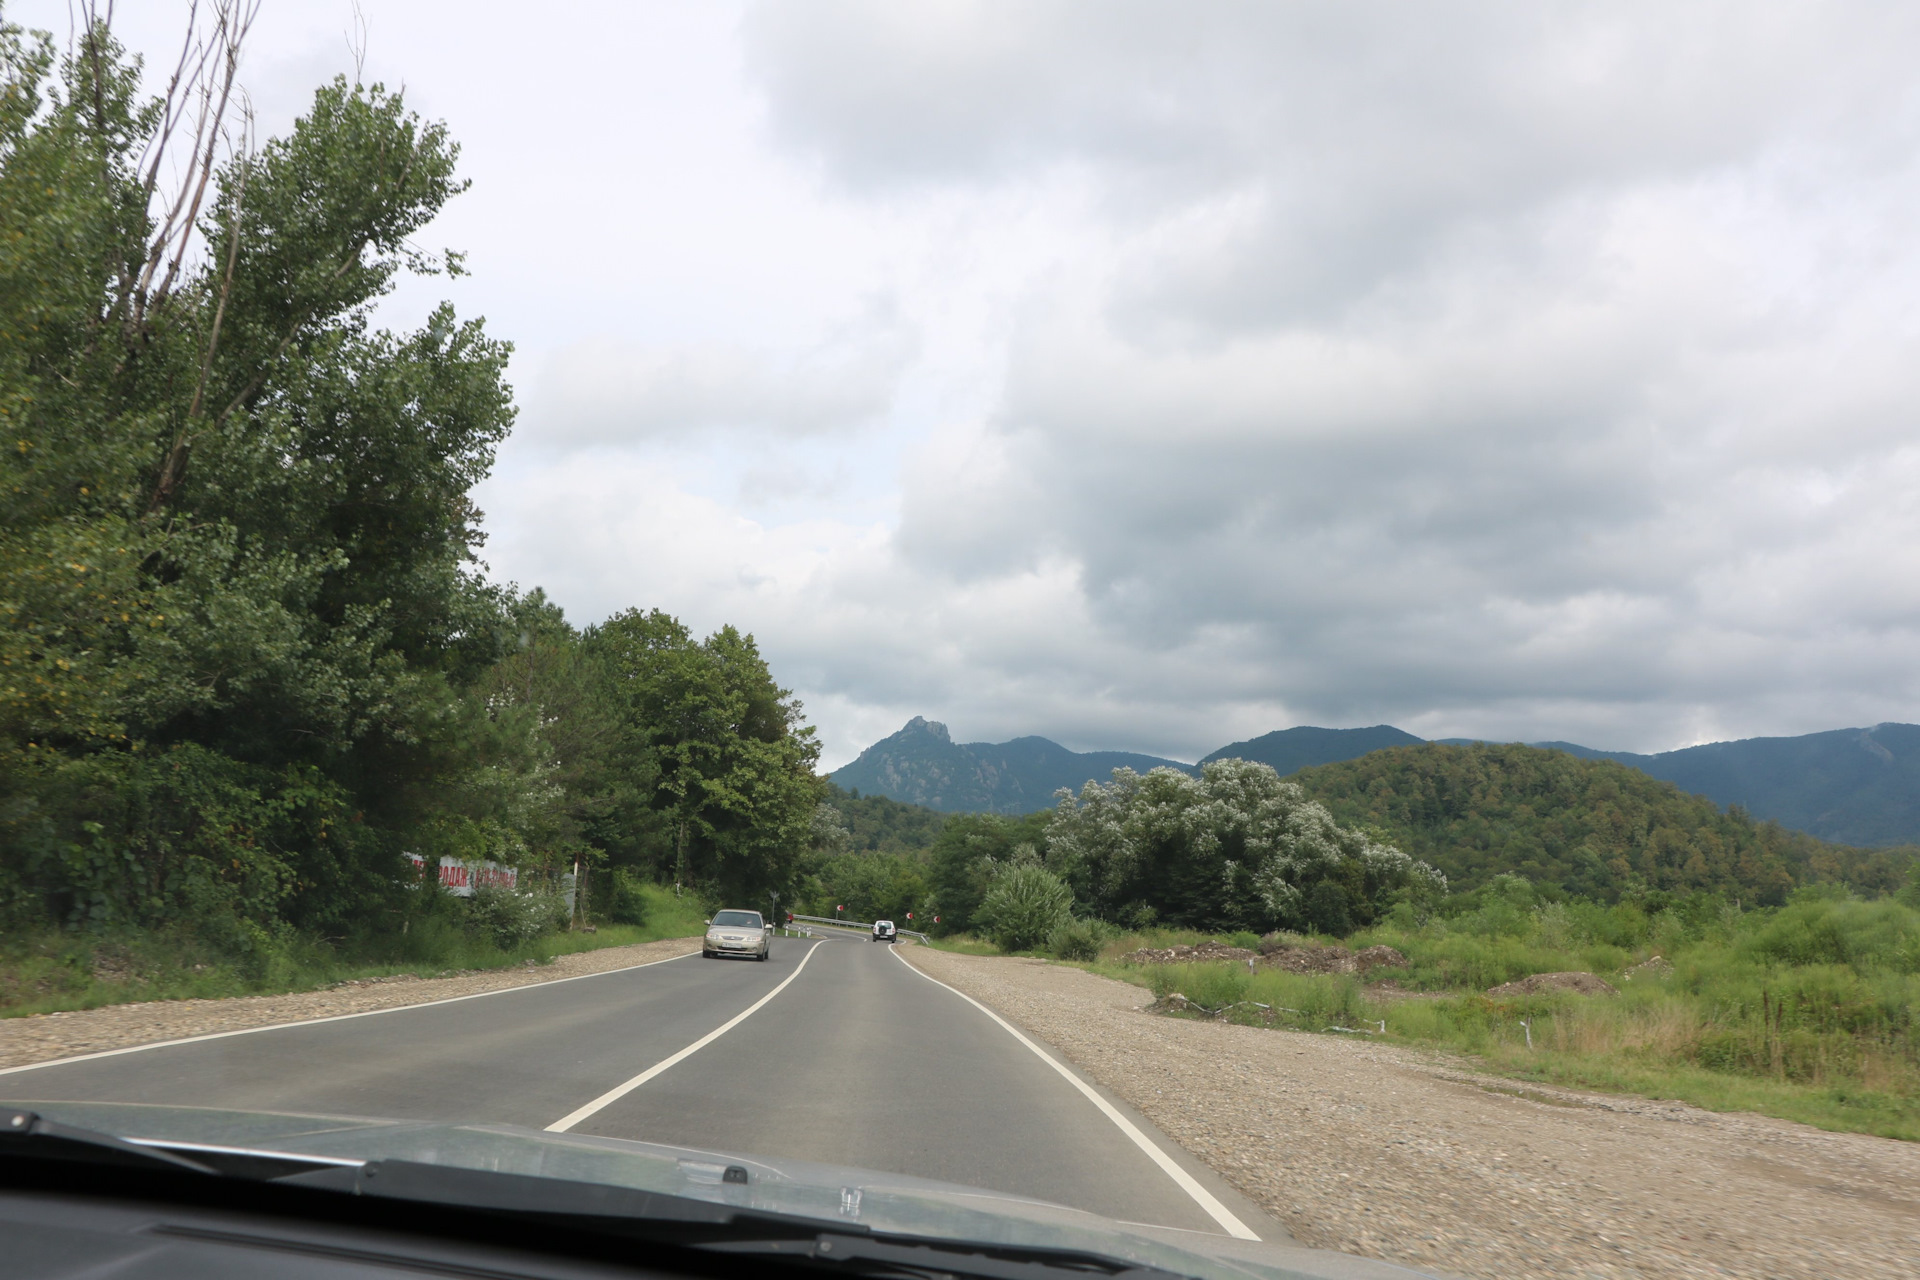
[278,1160,1193,1279]
[279,1157,842,1241]
[707,1232,1194,1280]
[0,1108,219,1175]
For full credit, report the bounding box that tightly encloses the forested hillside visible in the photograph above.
[1290,744,1913,904]
[823,785,946,855]
[1536,724,1920,847]
[0,17,819,979]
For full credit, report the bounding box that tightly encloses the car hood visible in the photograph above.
[6,1100,1436,1280]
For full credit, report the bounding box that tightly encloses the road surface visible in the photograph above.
[0,932,1276,1238]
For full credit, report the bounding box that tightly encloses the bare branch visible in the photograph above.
[133,0,208,212]
[147,96,253,517]
[133,8,222,305]
[185,102,250,426]
[347,1,370,84]
[146,0,259,312]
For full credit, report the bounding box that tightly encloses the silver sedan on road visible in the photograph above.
[702,909,771,960]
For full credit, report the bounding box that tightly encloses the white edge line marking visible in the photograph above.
[890,947,1259,1242]
[545,939,827,1134]
[0,948,703,1079]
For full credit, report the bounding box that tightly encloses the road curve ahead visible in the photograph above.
[1,933,1274,1237]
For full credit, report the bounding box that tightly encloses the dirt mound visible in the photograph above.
[1486,971,1619,998]
[1260,943,1409,975]
[1120,940,1258,965]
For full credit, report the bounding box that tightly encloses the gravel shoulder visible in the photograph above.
[0,936,701,1071]
[904,945,1920,1280]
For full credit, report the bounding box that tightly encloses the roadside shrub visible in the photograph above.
[977,865,1072,952]
[1740,895,1920,972]
[1049,919,1101,961]
[607,869,651,927]
[466,886,566,949]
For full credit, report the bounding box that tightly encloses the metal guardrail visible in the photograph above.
[789,912,930,943]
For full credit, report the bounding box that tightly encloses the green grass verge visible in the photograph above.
[0,883,709,1020]
[1079,953,1920,1142]
[934,911,1920,1141]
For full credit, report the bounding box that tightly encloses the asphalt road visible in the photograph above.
[1,932,1276,1237]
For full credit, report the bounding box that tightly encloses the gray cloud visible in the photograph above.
[731,0,1920,761]
[520,306,916,446]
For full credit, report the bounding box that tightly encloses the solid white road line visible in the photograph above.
[545,939,827,1134]
[0,949,701,1079]
[890,946,1260,1241]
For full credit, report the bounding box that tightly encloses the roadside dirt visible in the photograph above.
[904,946,1920,1280]
[0,937,701,1071]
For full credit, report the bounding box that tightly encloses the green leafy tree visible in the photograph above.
[587,609,821,903]
[923,811,1049,933]
[803,851,929,924]
[1047,758,1443,933]
[0,8,841,968]
[0,12,515,940]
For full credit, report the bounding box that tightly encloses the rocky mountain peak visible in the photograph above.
[899,716,951,743]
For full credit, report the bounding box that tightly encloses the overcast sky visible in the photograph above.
[26,1,1920,767]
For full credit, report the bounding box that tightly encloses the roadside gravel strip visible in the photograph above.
[0,937,701,1072]
[902,946,1920,1280]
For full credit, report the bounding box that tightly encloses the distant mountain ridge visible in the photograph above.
[829,717,1196,815]
[831,718,1920,845]
[1518,725,1920,848]
[1203,725,1424,775]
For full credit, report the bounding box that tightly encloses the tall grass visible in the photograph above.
[1088,886,1920,1140]
[0,882,711,1019]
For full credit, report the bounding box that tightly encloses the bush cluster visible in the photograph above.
[464,888,571,950]
[977,864,1073,952]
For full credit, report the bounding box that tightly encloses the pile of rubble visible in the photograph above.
[1485,971,1619,997]
[1119,936,1411,974]
[1120,940,1259,965]
[1259,938,1410,975]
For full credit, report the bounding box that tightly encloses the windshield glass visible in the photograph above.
[5,9,1912,1280]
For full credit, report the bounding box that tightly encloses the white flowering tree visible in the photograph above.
[1046,759,1444,933]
